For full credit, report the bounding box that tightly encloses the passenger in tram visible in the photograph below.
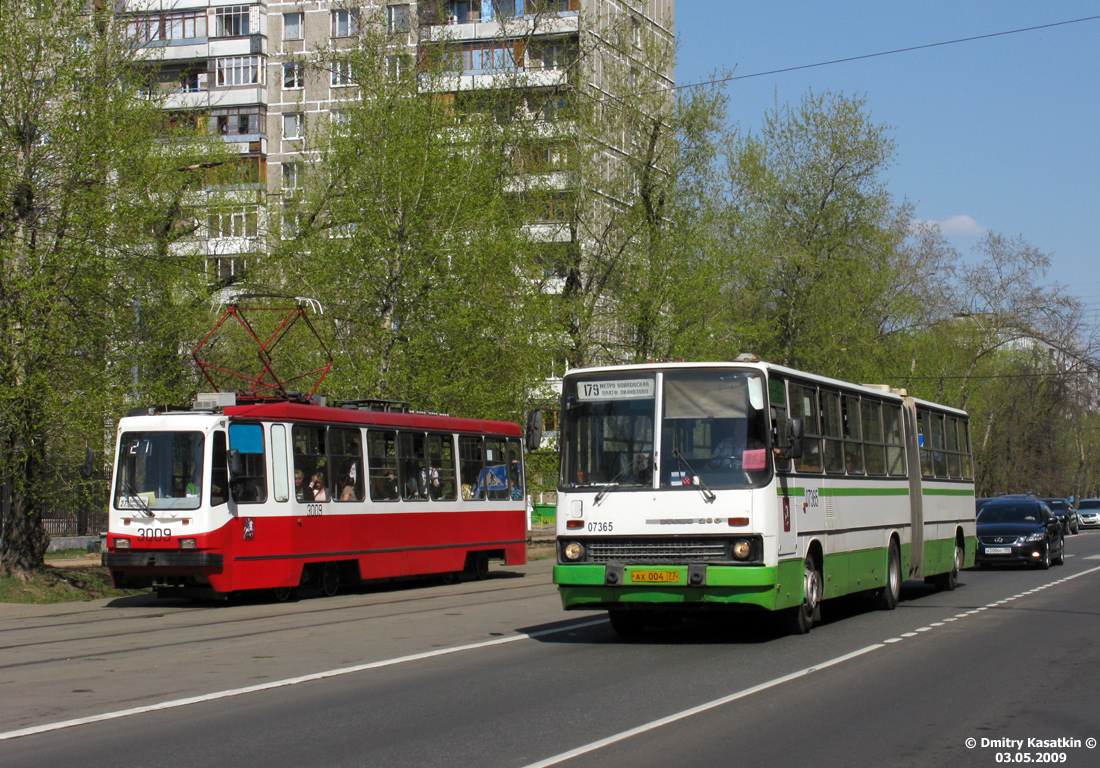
[310,471,329,502]
[405,452,429,499]
[295,469,314,501]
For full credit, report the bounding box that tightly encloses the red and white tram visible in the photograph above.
[103,393,529,599]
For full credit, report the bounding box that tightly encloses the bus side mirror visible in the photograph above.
[526,409,544,452]
[785,418,804,460]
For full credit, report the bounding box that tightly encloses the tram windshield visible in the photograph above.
[115,432,205,511]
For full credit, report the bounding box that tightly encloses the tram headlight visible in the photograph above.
[731,539,752,560]
[562,541,586,562]
[179,538,196,550]
[115,539,130,550]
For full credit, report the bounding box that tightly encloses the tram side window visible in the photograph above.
[293,425,330,502]
[459,435,484,500]
[789,383,822,473]
[228,423,268,503]
[861,400,886,475]
[399,431,428,500]
[883,405,906,476]
[211,431,229,507]
[821,390,844,474]
[505,438,523,500]
[484,437,509,499]
[842,395,864,475]
[368,430,399,501]
[331,427,364,502]
[427,433,457,500]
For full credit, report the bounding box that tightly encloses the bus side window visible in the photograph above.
[769,377,790,472]
[211,431,229,507]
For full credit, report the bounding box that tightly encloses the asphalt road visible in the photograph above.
[3,534,1100,768]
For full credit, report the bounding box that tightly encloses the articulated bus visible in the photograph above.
[103,394,528,599]
[552,359,976,635]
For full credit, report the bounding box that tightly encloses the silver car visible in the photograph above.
[1077,498,1100,529]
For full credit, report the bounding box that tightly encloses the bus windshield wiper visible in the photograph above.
[672,448,716,503]
[594,464,633,505]
[125,483,155,518]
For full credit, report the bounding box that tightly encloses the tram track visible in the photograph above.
[0,574,555,668]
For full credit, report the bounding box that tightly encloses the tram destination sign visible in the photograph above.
[576,379,655,401]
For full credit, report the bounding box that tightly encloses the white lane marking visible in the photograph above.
[0,618,608,742]
[519,644,884,768]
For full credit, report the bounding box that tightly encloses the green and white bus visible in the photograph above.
[552,359,976,635]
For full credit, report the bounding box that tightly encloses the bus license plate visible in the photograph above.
[630,570,679,584]
[984,547,1012,555]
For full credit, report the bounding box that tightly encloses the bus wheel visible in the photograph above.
[874,541,901,610]
[930,540,962,591]
[784,554,821,635]
[272,586,297,602]
[609,610,647,636]
[321,562,340,596]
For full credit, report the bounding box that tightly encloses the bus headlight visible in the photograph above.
[731,539,752,560]
[563,541,586,561]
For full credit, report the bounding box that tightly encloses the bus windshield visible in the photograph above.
[660,369,770,489]
[561,376,656,489]
[115,431,205,512]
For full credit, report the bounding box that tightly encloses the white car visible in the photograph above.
[1077,499,1100,529]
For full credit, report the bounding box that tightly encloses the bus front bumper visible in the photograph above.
[553,562,800,612]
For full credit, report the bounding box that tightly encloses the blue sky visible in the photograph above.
[674,1,1100,326]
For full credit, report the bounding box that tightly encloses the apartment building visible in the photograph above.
[124,1,674,288]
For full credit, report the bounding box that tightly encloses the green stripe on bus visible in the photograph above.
[923,488,975,497]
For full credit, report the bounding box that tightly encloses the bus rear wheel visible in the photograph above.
[873,541,901,609]
[783,553,821,635]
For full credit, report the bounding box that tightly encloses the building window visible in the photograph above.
[209,210,259,239]
[282,162,300,191]
[207,255,248,283]
[531,41,576,70]
[165,11,207,40]
[211,106,266,137]
[386,54,411,79]
[331,9,359,38]
[283,112,304,140]
[283,62,303,90]
[214,5,250,38]
[331,60,355,86]
[450,41,518,73]
[284,12,303,40]
[386,4,410,33]
[215,56,262,86]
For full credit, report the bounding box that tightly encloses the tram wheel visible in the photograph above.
[272,586,297,602]
[321,562,340,596]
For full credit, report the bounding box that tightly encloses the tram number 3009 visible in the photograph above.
[136,528,173,541]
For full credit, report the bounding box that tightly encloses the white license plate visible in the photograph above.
[984,547,1012,555]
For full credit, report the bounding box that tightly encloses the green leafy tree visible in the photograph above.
[0,1,228,572]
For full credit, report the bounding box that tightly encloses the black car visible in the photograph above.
[1042,498,1079,535]
[975,498,1065,569]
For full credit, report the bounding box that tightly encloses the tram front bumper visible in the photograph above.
[102,552,224,569]
[553,563,794,612]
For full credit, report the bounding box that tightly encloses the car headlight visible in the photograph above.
[562,541,586,561]
[1025,532,1046,542]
